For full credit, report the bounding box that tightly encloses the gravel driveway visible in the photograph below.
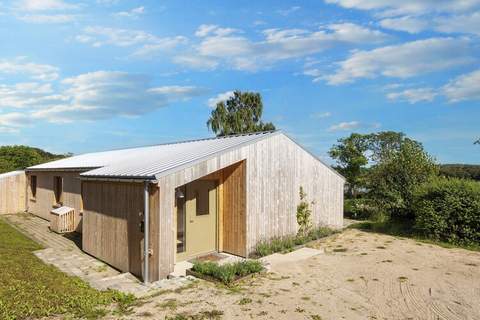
[115,229,480,320]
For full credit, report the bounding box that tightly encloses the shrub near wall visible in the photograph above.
[413,178,480,245]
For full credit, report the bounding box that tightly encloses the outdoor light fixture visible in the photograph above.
[175,189,185,199]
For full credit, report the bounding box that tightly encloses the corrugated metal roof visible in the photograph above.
[28,131,278,179]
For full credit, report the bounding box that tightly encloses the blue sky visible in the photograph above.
[0,0,479,164]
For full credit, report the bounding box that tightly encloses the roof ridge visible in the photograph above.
[78,130,279,155]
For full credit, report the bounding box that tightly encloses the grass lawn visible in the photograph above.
[349,219,480,252]
[0,218,135,320]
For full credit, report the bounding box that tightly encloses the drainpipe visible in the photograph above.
[143,180,149,284]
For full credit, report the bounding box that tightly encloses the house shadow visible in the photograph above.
[61,231,83,250]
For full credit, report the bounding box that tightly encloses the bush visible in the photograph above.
[296,187,313,237]
[413,178,480,245]
[251,226,336,258]
[344,198,380,220]
[367,140,438,218]
[191,260,263,285]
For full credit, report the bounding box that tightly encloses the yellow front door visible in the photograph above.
[177,180,217,261]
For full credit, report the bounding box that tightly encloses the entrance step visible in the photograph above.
[170,261,193,278]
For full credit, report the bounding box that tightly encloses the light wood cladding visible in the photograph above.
[26,171,84,232]
[0,171,26,214]
[82,181,159,281]
[222,161,246,256]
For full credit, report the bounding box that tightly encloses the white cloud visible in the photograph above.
[131,36,188,57]
[328,121,361,131]
[207,91,235,108]
[17,0,79,11]
[277,6,301,16]
[31,71,206,122]
[387,88,437,104]
[325,0,480,17]
[310,112,331,119]
[380,16,428,33]
[18,13,76,23]
[0,82,61,109]
[0,112,32,133]
[195,24,239,37]
[434,12,480,35]
[113,6,145,19]
[0,57,59,81]
[77,26,158,47]
[76,26,187,57]
[148,85,206,102]
[443,69,480,102]
[328,121,380,131]
[172,55,219,70]
[324,38,474,85]
[379,12,480,35]
[178,23,387,71]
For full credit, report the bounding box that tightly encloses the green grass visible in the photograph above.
[0,218,135,319]
[252,226,337,258]
[237,297,252,305]
[165,309,224,320]
[191,260,264,285]
[348,219,480,252]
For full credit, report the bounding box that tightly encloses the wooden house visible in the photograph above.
[25,131,345,282]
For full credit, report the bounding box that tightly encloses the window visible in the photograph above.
[196,188,210,216]
[176,186,186,253]
[53,176,63,204]
[30,175,37,198]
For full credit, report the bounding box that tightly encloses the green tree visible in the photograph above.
[367,140,438,218]
[366,131,407,162]
[206,91,276,136]
[0,145,68,174]
[329,133,369,197]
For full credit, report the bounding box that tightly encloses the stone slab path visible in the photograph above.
[3,213,194,297]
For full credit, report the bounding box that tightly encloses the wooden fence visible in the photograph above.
[0,171,26,215]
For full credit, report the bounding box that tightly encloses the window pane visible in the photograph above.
[176,187,186,253]
[31,176,37,198]
[54,176,62,204]
[196,188,209,216]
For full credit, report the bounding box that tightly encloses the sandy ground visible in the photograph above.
[115,229,480,320]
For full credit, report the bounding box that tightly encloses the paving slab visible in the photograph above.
[260,247,324,269]
[3,213,195,297]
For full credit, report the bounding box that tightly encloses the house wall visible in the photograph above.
[26,171,84,232]
[82,181,160,282]
[0,171,26,214]
[244,133,344,253]
[155,132,344,278]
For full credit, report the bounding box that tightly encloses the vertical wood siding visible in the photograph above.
[26,171,84,232]
[148,184,160,281]
[0,171,26,214]
[222,161,246,256]
[244,134,344,254]
[82,181,160,281]
[156,133,344,277]
[82,181,134,273]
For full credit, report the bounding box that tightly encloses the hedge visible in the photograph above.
[413,177,480,245]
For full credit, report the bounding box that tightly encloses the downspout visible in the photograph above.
[143,180,150,284]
